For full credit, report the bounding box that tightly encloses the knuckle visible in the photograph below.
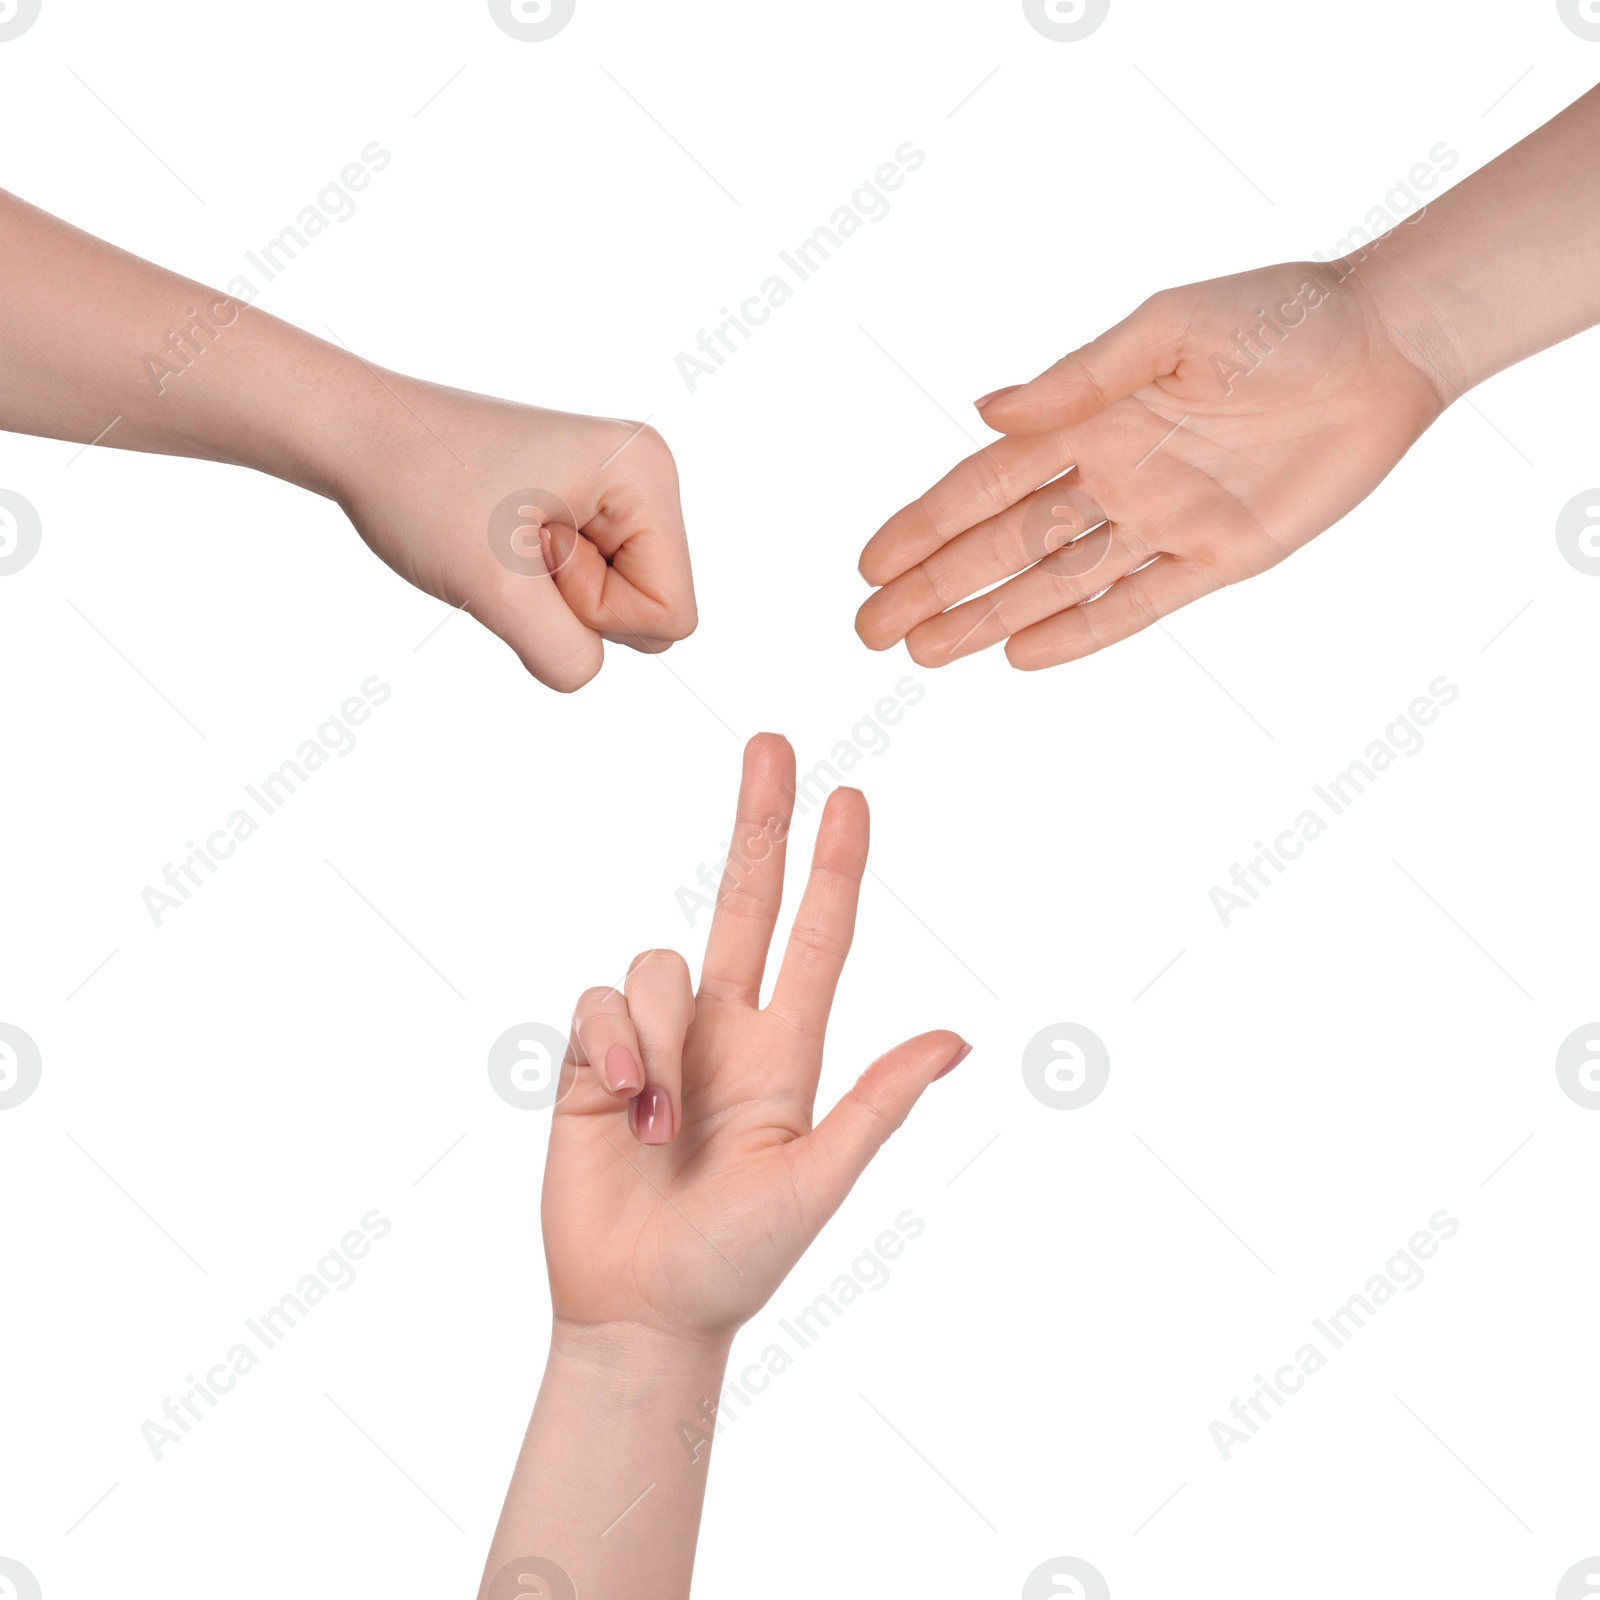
[654,601,698,644]
[987,511,1027,572]
[712,877,767,921]
[1079,594,1120,652]
[919,556,964,612]
[763,998,825,1043]
[787,919,851,963]
[966,448,1007,509]
[1068,360,1110,415]
[918,484,955,531]
[847,1081,902,1137]
[633,947,691,984]
[623,421,677,478]
[1138,287,1179,326]
[1116,523,1154,567]
[633,420,670,456]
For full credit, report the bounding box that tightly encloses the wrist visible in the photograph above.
[538,1322,732,1471]
[550,1319,734,1389]
[483,1321,729,1596]
[1331,232,1478,403]
[165,305,379,501]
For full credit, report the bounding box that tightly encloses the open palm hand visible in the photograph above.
[857,262,1448,670]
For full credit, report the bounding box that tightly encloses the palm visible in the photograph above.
[545,1004,820,1336]
[1084,269,1440,572]
[856,263,1444,670]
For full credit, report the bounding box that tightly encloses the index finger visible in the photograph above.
[858,429,1073,589]
[699,733,796,1007]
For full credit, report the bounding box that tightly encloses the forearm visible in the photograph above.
[1350,85,1600,396]
[479,1323,732,1600]
[0,187,363,496]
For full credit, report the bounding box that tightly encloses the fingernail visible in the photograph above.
[935,1042,972,1079]
[630,1084,674,1144]
[974,385,1018,410]
[538,525,556,577]
[604,1044,641,1095]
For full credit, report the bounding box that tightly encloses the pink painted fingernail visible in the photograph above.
[630,1084,674,1144]
[935,1042,972,1080]
[974,385,1018,410]
[605,1044,641,1095]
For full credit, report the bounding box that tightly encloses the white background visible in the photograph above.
[2,1,1598,1596]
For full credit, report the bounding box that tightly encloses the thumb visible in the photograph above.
[976,289,1181,435]
[794,1031,970,1223]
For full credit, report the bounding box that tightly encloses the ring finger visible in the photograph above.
[624,949,696,1145]
[571,984,646,1099]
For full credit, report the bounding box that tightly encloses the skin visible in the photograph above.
[856,85,1600,673]
[477,734,968,1599]
[0,188,696,691]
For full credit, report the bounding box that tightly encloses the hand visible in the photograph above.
[855,260,1447,671]
[478,735,964,1597]
[542,733,968,1346]
[336,375,697,692]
